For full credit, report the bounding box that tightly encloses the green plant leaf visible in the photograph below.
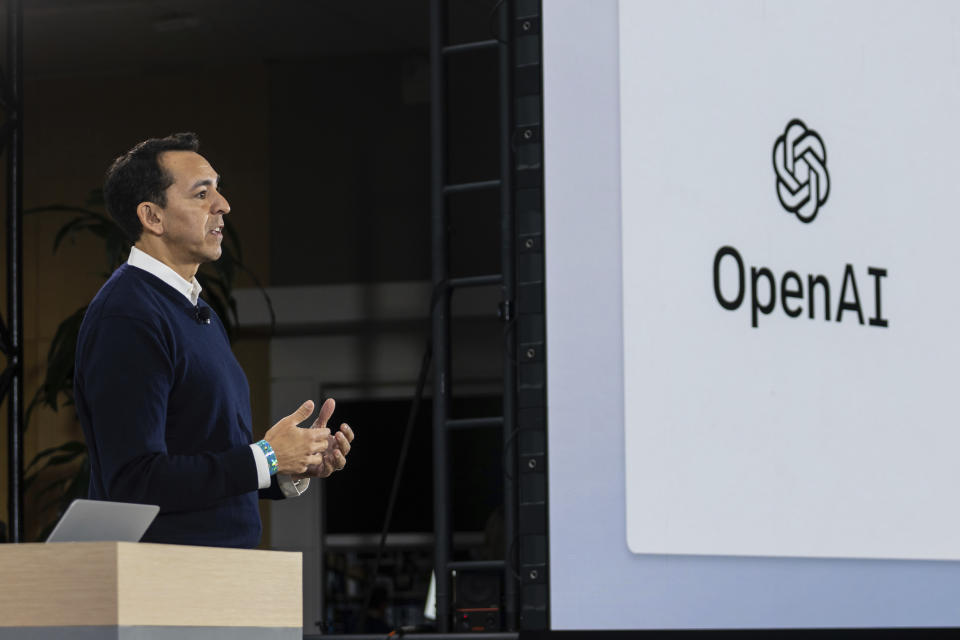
[35,477,70,502]
[30,306,85,414]
[52,216,103,252]
[26,440,86,466]
[25,442,87,481]
[63,457,91,503]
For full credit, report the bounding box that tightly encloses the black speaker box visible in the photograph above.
[453,571,502,632]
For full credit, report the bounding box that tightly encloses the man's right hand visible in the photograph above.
[263,400,330,475]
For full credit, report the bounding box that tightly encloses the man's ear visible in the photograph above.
[136,202,163,236]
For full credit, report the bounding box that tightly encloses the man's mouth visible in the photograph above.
[210,226,223,238]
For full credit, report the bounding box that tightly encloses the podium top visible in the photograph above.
[0,542,302,629]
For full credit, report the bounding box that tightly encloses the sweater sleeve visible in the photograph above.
[82,314,259,512]
[258,475,310,500]
[258,476,285,500]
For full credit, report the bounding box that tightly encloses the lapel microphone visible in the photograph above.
[195,306,212,325]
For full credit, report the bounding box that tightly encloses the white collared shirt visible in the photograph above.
[125,246,308,498]
[127,246,202,305]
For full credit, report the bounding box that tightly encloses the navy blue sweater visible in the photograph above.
[75,264,281,548]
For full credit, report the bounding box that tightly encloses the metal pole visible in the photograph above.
[498,0,517,631]
[429,0,453,632]
[316,472,327,633]
[6,0,25,544]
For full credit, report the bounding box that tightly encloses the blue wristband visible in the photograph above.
[256,440,279,476]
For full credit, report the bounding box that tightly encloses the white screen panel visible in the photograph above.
[545,0,960,629]
[620,0,960,561]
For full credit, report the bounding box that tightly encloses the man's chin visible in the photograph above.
[198,249,223,264]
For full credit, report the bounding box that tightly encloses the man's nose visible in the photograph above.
[213,191,231,215]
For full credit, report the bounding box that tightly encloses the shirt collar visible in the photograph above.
[127,246,203,306]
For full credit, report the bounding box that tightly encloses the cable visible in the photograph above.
[232,260,277,333]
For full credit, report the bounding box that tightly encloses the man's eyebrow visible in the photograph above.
[189,175,221,190]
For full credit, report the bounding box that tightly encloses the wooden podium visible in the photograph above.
[0,542,302,639]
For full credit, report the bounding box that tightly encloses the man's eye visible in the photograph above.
[197,191,207,199]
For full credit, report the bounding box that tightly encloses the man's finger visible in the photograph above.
[313,398,336,429]
[338,423,354,443]
[314,438,330,454]
[305,429,329,453]
[335,431,351,456]
[334,450,347,470]
[290,400,315,423]
[318,458,333,478]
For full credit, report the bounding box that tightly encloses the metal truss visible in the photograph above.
[0,0,24,544]
[429,0,547,633]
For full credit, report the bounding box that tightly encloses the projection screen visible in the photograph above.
[545,0,960,630]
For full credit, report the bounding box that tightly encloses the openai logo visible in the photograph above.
[773,119,829,223]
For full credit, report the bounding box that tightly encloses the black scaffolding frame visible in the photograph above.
[429,0,548,633]
[510,1,549,630]
[0,0,24,544]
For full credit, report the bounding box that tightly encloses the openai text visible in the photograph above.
[712,246,888,329]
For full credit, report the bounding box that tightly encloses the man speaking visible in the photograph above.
[75,132,353,547]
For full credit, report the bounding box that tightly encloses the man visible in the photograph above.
[75,132,353,547]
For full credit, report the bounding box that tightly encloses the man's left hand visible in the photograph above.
[299,398,354,479]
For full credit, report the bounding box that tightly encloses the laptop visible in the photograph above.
[46,499,159,543]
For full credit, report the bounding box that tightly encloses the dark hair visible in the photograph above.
[103,132,200,243]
